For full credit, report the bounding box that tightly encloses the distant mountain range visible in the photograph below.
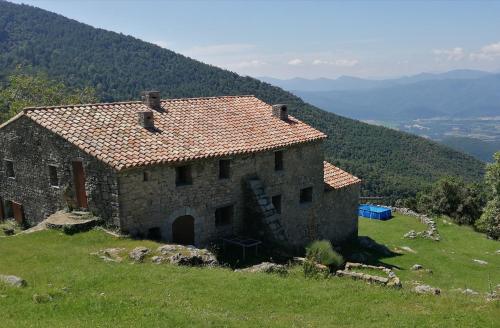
[260,70,500,162]
[259,70,492,92]
[259,70,500,120]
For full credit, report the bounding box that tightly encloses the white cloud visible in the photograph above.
[312,58,359,67]
[470,41,500,61]
[312,59,329,65]
[184,43,256,56]
[288,58,303,65]
[229,60,266,68]
[432,47,465,61]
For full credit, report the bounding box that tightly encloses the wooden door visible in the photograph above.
[72,161,88,209]
[0,197,4,221]
[172,215,195,245]
[12,202,24,225]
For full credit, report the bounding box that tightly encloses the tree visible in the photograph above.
[0,68,97,123]
[416,176,486,225]
[475,152,500,239]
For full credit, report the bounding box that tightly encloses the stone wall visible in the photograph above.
[0,116,120,226]
[319,183,360,245]
[117,141,327,247]
[118,140,360,249]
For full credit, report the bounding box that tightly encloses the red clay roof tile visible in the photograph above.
[23,95,327,171]
[324,161,361,190]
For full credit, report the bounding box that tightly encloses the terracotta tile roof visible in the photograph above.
[22,95,326,171]
[324,161,361,190]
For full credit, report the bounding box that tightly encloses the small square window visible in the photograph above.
[219,159,230,179]
[274,151,283,171]
[5,160,15,178]
[215,205,233,227]
[176,165,192,186]
[272,195,282,214]
[48,165,59,187]
[143,171,150,182]
[300,187,313,203]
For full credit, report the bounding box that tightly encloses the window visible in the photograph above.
[272,195,282,214]
[143,171,150,182]
[175,165,192,186]
[215,205,234,227]
[219,159,230,179]
[274,151,283,171]
[300,187,313,203]
[48,165,59,187]
[5,160,14,178]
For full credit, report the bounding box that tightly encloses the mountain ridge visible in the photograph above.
[259,69,494,92]
[0,0,485,199]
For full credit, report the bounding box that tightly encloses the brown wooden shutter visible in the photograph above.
[12,202,24,224]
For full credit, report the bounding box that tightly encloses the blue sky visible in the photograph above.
[10,0,500,79]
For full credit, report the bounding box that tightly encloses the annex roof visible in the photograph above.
[324,161,361,190]
[21,95,326,171]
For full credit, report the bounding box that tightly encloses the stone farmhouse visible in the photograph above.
[0,92,360,249]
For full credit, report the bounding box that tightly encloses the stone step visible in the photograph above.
[246,178,287,244]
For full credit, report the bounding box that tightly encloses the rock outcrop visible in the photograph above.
[0,274,27,287]
[413,284,441,295]
[129,247,150,262]
[236,262,287,274]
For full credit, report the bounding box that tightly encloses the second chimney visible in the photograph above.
[138,111,154,129]
[272,104,288,121]
[143,90,161,110]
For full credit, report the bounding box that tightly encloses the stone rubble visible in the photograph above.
[151,256,165,264]
[472,259,488,265]
[336,262,402,288]
[91,244,218,266]
[455,288,479,296]
[91,248,125,263]
[157,244,218,267]
[236,262,287,274]
[413,284,441,295]
[390,207,440,241]
[0,274,27,287]
[411,264,423,271]
[399,246,417,254]
[129,247,150,263]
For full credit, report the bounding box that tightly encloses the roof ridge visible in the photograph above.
[23,94,257,112]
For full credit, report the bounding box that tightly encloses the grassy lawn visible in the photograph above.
[0,214,498,327]
[359,213,500,293]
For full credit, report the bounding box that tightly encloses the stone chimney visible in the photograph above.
[142,90,161,110]
[137,111,154,129]
[272,104,288,121]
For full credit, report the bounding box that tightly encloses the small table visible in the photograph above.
[222,236,262,260]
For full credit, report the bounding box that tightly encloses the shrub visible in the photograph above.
[305,240,344,268]
[475,198,500,240]
[303,259,330,279]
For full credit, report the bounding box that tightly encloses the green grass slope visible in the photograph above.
[359,214,500,293]
[0,1,485,199]
[0,215,499,327]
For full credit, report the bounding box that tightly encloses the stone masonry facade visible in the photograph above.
[0,94,360,250]
[0,116,120,226]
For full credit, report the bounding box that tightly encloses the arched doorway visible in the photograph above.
[172,215,195,245]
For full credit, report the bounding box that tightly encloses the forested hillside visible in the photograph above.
[0,1,485,199]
